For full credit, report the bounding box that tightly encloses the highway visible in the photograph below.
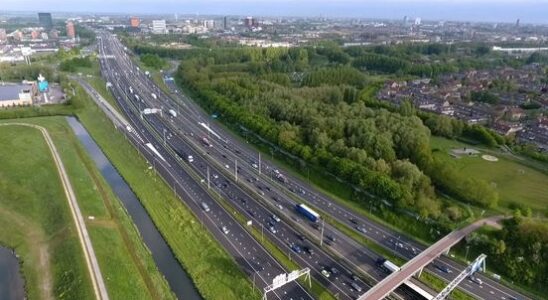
[96,33,312,300]
[98,31,528,300]
[360,216,506,300]
[158,61,530,299]
[97,31,404,300]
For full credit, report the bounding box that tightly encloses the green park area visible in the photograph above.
[0,117,174,300]
[430,136,548,215]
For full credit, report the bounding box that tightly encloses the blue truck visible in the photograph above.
[295,204,320,222]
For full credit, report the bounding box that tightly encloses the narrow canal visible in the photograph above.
[67,117,201,300]
[0,246,24,300]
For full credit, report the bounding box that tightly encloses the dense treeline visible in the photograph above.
[164,44,506,223]
[59,56,92,72]
[467,215,548,294]
[0,63,57,82]
[140,53,167,70]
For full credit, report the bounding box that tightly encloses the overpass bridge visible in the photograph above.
[358,216,505,300]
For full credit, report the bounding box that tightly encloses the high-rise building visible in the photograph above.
[244,16,253,27]
[66,21,76,39]
[414,17,422,26]
[31,30,40,39]
[516,18,520,27]
[403,16,409,25]
[130,16,140,28]
[0,29,7,42]
[223,16,228,30]
[152,20,167,34]
[38,13,53,30]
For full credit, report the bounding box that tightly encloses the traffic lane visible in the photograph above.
[114,47,416,300]
[100,56,311,300]
[145,116,363,300]
[136,40,527,300]
[104,37,510,300]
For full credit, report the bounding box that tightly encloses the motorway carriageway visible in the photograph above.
[97,33,312,300]
[158,61,528,300]
[100,34,380,300]
[100,32,434,300]
[102,32,527,300]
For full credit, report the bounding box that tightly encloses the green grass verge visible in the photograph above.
[73,81,258,299]
[211,188,335,300]
[431,136,548,215]
[418,271,476,300]
[0,124,94,300]
[0,117,176,299]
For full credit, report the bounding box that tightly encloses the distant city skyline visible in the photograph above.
[1,0,548,24]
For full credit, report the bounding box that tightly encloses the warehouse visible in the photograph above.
[0,83,36,107]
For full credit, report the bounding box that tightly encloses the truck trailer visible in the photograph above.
[295,204,320,222]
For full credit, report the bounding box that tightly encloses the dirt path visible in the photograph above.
[0,208,53,300]
[0,123,109,300]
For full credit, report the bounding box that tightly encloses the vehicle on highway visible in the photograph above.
[271,214,281,222]
[436,264,451,273]
[377,258,400,273]
[470,276,483,285]
[321,269,330,278]
[356,226,367,234]
[330,267,340,276]
[295,203,320,222]
[290,243,302,254]
[168,109,177,118]
[201,202,210,212]
[201,137,212,147]
[350,282,363,292]
[187,155,194,163]
[303,246,314,255]
[268,226,277,234]
[222,226,230,234]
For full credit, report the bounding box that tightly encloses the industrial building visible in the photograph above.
[0,83,36,108]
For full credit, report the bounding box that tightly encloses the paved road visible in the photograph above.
[94,33,313,300]
[0,123,109,300]
[97,33,372,300]
[360,216,505,300]
[159,59,530,300]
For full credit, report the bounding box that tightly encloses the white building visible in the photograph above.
[152,20,167,34]
[0,83,36,107]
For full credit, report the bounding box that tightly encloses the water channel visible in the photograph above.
[67,117,201,300]
[0,246,24,300]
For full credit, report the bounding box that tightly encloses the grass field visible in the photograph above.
[0,124,94,300]
[73,81,259,299]
[0,117,175,300]
[430,136,548,214]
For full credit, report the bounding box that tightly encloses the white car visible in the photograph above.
[222,226,230,234]
[225,164,230,169]
[321,270,330,278]
[252,163,258,169]
[213,174,219,179]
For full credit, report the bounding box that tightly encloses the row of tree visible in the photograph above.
[172,45,501,221]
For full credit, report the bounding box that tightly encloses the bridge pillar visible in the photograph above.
[443,247,451,256]
[415,267,423,278]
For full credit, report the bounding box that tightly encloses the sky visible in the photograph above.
[2,0,548,24]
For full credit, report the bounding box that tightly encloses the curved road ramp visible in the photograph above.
[358,216,505,300]
[0,123,109,300]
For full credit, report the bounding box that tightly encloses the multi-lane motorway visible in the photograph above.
[97,33,312,300]
[96,31,529,300]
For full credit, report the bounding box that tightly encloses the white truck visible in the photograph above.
[151,93,157,100]
[168,109,177,118]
